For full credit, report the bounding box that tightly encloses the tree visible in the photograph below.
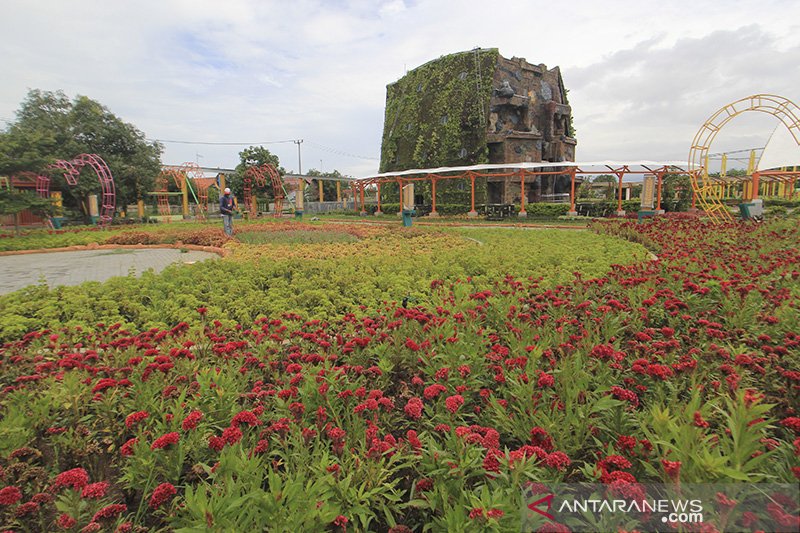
[0,188,54,234]
[0,90,162,219]
[593,174,617,201]
[305,169,345,201]
[229,146,284,200]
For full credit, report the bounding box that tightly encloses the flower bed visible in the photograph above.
[0,219,797,531]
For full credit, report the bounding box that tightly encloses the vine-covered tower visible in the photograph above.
[380,49,577,205]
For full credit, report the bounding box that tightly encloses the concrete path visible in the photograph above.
[0,248,218,295]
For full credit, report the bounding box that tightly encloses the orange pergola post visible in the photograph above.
[468,172,478,217]
[397,179,404,216]
[656,171,664,213]
[568,168,577,216]
[616,171,625,216]
[430,177,439,217]
[359,183,366,216]
[375,182,382,215]
[751,172,760,200]
[518,170,527,217]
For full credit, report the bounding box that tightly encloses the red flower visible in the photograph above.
[81,481,110,499]
[333,514,348,528]
[544,451,571,471]
[231,410,260,427]
[780,417,800,434]
[92,503,127,522]
[222,425,243,445]
[445,394,464,413]
[0,486,22,505]
[423,384,446,400]
[14,501,39,517]
[537,372,555,388]
[661,459,681,482]
[404,397,424,420]
[693,411,710,428]
[196,307,208,315]
[149,483,177,509]
[54,468,89,490]
[124,411,149,429]
[181,410,203,431]
[151,432,180,450]
[469,507,485,520]
[57,513,77,529]
[120,437,138,456]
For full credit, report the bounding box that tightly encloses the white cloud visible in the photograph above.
[1,0,799,175]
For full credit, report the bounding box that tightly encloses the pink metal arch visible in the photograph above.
[243,164,283,217]
[47,154,116,224]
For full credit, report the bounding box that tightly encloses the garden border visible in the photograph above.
[0,243,228,258]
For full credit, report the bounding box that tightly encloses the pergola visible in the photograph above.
[350,161,690,217]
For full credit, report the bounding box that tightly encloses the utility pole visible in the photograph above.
[294,139,303,174]
[294,139,304,218]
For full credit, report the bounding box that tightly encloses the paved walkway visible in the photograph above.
[0,248,218,295]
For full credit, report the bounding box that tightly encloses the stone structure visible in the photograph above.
[380,49,576,207]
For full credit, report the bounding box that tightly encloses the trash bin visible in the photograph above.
[402,209,414,227]
[51,217,64,229]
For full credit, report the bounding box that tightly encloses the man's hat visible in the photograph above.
[224,187,231,194]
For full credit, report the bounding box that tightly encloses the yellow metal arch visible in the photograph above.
[688,94,800,222]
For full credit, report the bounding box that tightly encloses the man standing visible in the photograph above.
[220,187,236,236]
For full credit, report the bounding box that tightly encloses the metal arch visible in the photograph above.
[48,154,116,224]
[243,164,284,217]
[688,94,800,222]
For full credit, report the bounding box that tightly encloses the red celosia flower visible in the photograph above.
[486,508,504,519]
[181,410,203,431]
[537,372,555,388]
[196,307,208,315]
[222,425,243,445]
[149,483,177,509]
[54,468,89,490]
[445,394,464,413]
[0,486,22,505]
[14,502,39,517]
[57,513,77,529]
[468,507,485,520]
[423,384,446,400]
[333,514,348,528]
[81,481,110,499]
[92,503,127,522]
[404,397,424,420]
[662,459,681,482]
[151,432,180,450]
[124,411,149,429]
[254,439,269,454]
[780,417,800,434]
[544,451,571,471]
[693,411,710,428]
[231,410,260,427]
[120,437,138,456]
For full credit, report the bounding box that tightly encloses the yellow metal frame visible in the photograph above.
[688,94,800,222]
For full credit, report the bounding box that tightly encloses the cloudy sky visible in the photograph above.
[1,0,798,176]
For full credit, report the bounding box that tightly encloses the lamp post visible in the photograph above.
[294,139,304,218]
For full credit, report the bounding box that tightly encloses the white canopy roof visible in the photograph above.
[756,125,800,171]
[354,160,689,181]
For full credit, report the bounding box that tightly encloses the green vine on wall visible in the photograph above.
[380,49,499,173]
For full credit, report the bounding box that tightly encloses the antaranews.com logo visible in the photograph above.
[521,483,799,532]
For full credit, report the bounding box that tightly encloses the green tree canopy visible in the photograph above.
[0,89,162,217]
[305,168,345,201]
[229,146,284,199]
